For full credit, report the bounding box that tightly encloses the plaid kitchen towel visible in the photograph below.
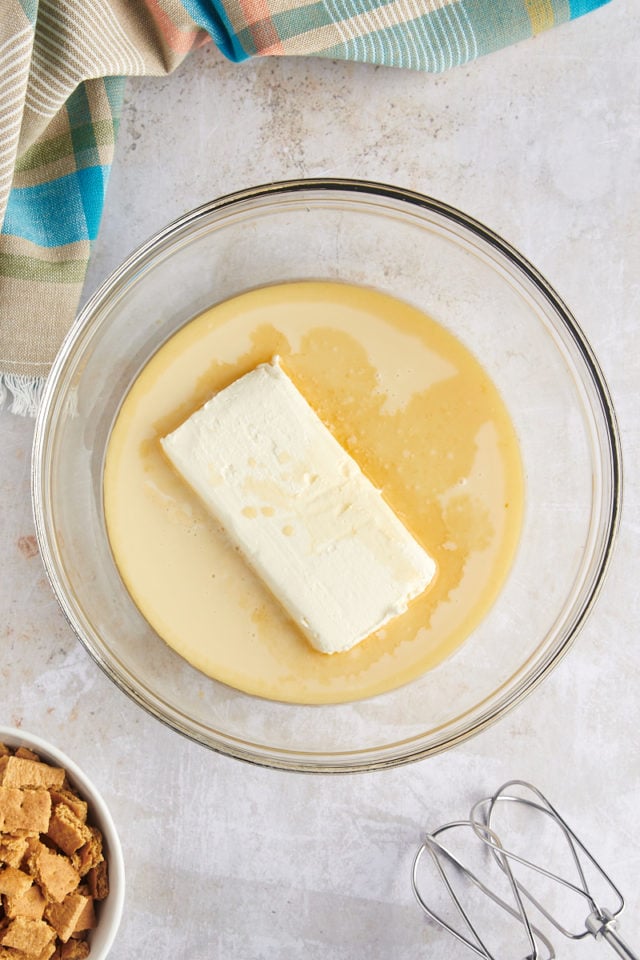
[0,0,612,414]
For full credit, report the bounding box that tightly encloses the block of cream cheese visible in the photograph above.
[161,359,436,654]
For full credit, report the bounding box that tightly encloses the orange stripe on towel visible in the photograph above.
[237,0,285,52]
[144,0,208,54]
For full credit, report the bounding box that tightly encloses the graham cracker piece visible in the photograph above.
[23,836,41,860]
[0,744,9,758]
[44,894,88,944]
[0,757,65,791]
[86,860,108,900]
[0,866,32,898]
[0,916,56,955]
[71,828,102,878]
[48,793,87,826]
[17,941,58,960]
[0,787,51,834]
[27,844,80,904]
[60,939,89,960]
[35,943,58,960]
[71,896,95,936]
[47,807,90,858]
[15,748,41,763]
[3,883,47,920]
[0,834,29,868]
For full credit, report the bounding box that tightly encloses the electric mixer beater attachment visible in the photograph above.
[412,781,638,960]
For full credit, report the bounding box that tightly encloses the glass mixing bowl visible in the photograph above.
[32,180,621,772]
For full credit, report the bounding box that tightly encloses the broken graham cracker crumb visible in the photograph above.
[60,939,90,960]
[27,843,80,904]
[14,748,41,762]
[0,756,65,791]
[70,829,102,879]
[85,862,108,901]
[48,792,87,826]
[44,890,95,943]
[45,894,90,943]
[0,865,33,898]
[47,806,91,858]
[0,786,51,834]
[1,939,58,960]
[72,895,96,936]
[0,834,30,868]
[0,916,56,955]
[4,883,47,920]
[37,945,59,960]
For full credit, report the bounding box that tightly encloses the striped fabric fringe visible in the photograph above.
[0,0,612,413]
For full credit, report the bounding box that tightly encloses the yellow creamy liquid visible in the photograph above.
[104,281,523,704]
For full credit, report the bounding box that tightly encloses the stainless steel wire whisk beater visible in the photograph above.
[412,781,638,960]
[472,781,637,959]
[412,819,555,960]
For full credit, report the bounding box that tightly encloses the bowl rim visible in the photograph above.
[31,178,623,773]
[0,725,125,957]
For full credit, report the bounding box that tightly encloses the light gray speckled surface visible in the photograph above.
[2,2,639,957]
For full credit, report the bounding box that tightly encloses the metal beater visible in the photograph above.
[412,818,556,959]
[412,781,638,960]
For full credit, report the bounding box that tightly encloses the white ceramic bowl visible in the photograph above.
[0,726,125,959]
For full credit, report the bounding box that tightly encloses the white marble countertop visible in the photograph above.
[2,3,639,957]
